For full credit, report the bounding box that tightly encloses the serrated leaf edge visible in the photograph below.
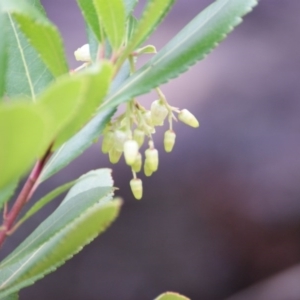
[103,0,258,110]
[0,189,113,268]
[124,0,138,17]
[7,14,36,100]
[135,0,175,47]
[0,200,120,297]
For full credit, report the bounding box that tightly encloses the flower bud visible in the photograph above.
[178,109,199,128]
[123,140,139,166]
[114,130,128,151]
[144,160,153,177]
[74,44,91,62]
[101,131,114,154]
[145,147,159,172]
[132,152,142,173]
[151,100,168,126]
[108,148,122,164]
[133,128,145,147]
[130,178,143,200]
[164,130,176,152]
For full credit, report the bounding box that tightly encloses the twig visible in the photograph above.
[0,147,52,248]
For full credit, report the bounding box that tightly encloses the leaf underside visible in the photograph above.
[0,169,120,298]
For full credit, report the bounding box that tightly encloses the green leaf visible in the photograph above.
[93,0,126,50]
[15,180,76,229]
[25,0,45,14]
[1,0,67,99]
[39,60,130,182]
[77,0,102,42]
[0,181,18,211]
[0,13,8,98]
[0,169,120,298]
[61,169,114,204]
[4,12,54,99]
[131,0,175,46]
[34,62,112,151]
[116,0,175,68]
[39,108,115,182]
[37,75,86,141]
[3,0,68,77]
[155,292,190,300]
[110,59,131,93]
[1,293,19,300]
[87,25,113,61]
[123,0,138,16]
[1,169,114,266]
[78,0,136,56]
[11,13,68,77]
[0,102,51,188]
[103,0,258,110]
[126,15,138,45]
[53,61,113,148]
[87,25,100,62]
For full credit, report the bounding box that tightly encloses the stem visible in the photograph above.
[168,114,173,131]
[2,203,8,220]
[131,170,137,179]
[97,43,105,61]
[0,148,52,248]
[155,87,178,129]
[73,62,89,73]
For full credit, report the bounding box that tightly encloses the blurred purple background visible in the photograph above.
[4,0,300,299]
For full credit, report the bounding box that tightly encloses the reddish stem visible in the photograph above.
[0,148,52,248]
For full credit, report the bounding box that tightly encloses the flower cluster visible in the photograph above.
[73,44,199,200]
[101,89,199,200]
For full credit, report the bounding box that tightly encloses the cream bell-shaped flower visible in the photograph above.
[144,111,153,126]
[178,109,199,128]
[132,152,142,173]
[123,140,139,166]
[144,160,153,177]
[145,147,159,172]
[109,148,122,164]
[133,128,145,147]
[151,100,168,126]
[140,111,155,134]
[74,44,91,62]
[114,130,128,151]
[130,178,143,200]
[164,130,176,152]
[102,131,114,154]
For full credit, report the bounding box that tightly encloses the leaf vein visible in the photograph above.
[8,14,36,101]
